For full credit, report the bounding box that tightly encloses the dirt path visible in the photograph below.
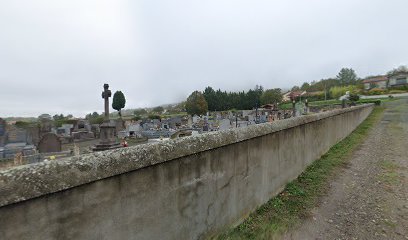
[284,99,408,240]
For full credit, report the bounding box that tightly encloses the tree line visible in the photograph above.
[294,68,360,93]
[185,85,284,115]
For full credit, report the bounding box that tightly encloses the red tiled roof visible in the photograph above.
[363,76,387,83]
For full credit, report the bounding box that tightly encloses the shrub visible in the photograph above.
[358,99,381,105]
[368,88,386,95]
[148,114,161,120]
[329,85,358,99]
[132,116,141,121]
[304,91,326,101]
[388,85,408,91]
[349,94,360,102]
[389,89,406,94]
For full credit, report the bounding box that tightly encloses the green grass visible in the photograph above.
[379,160,400,185]
[215,106,385,240]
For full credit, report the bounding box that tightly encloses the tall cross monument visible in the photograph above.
[102,84,112,121]
[93,83,121,151]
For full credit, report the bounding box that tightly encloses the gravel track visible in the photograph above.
[284,99,408,240]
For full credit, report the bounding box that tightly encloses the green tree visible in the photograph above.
[291,86,300,91]
[134,109,147,116]
[387,65,408,76]
[260,88,283,105]
[337,68,358,86]
[112,91,126,118]
[153,106,164,113]
[203,86,221,111]
[329,85,358,99]
[307,78,339,92]
[15,121,32,128]
[53,114,65,121]
[132,116,141,121]
[38,113,51,120]
[301,82,310,90]
[148,114,161,120]
[85,112,104,125]
[185,91,208,116]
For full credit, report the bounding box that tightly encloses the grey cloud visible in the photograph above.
[0,0,407,117]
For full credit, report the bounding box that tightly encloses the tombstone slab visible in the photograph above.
[38,133,62,153]
[0,118,6,147]
[6,126,27,144]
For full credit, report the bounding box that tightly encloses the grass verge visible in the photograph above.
[379,160,400,186]
[215,106,385,240]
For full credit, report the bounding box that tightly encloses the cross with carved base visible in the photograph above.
[101,84,112,121]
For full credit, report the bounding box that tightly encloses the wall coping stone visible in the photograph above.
[0,104,373,207]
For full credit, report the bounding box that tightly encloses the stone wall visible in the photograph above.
[0,104,374,240]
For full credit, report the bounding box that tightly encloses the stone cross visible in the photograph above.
[101,84,112,120]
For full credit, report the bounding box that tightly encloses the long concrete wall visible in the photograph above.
[0,105,374,240]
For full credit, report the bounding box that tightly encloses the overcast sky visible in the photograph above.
[0,0,407,117]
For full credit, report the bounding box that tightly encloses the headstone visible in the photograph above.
[259,115,267,123]
[0,147,4,159]
[115,119,125,132]
[219,119,231,131]
[57,124,71,137]
[7,126,27,143]
[14,152,23,166]
[0,118,5,136]
[26,125,41,146]
[73,144,80,156]
[73,120,91,132]
[91,124,100,138]
[295,102,305,116]
[117,131,128,139]
[0,118,6,146]
[38,133,62,153]
[187,116,193,127]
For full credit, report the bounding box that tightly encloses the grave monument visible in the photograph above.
[0,118,6,147]
[2,125,36,159]
[38,133,62,153]
[93,84,121,151]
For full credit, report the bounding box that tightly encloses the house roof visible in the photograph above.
[363,75,387,83]
[289,91,306,97]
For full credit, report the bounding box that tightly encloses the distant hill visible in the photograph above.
[2,117,37,123]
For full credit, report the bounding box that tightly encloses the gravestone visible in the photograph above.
[294,102,305,117]
[38,133,61,153]
[115,119,125,133]
[7,126,27,143]
[219,119,231,131]
[0,118,6,147]
[0,118,5,136]
[91,124,100,138]
[73,120,91,132]
[26,125,41,146]
[93,84,121,151]
[127,123,141,137]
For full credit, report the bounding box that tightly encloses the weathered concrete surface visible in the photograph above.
[0,105,373,240]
